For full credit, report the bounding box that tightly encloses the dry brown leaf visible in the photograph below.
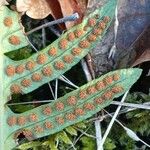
[16,0,51,19]
[16,0,87,29]
[131,49,150,67]
[57,0,75,29]
[47,0,87,29]
[0,0,8,6]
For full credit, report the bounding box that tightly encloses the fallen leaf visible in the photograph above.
[131,49,150,67]
[57,0,75,29]
[47,0,86,29]
[17,0,87,29]
[16,0,51,19]
[0,0,8,6]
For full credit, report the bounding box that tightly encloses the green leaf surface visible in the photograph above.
[65,126,78,136]
[17,141,42,150]
[0,6,28,53]
[4,68,142,149]
[56,131,72,145]
[3,0,117,97]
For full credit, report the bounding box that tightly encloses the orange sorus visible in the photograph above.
[79,90,87,99]
[59,38,68,49]
[67,96,77,105]
[72,47,82,56]
[17,116,26,126]
[79,40,90,48]
[63,55,73,63]
[9,35,20,45]
[37,54,47,64]
[31,73,42,81]
[88,18,97,27]
[21,79,31,87]
[5,65,15,76]
[65,113,76,121]
[55,102,64,111]
[26,61,36,70]
[42,66,52,76]
[48,47,57,56]
[54,61,65,70]
[7,116,17,126]
[43,106,52,115]
[4,17,13,27]
[10,84,22,94]
[68,32,75,41]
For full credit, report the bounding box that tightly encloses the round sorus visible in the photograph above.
[67,96,77,105]
[79,40,90,48]
[55,102,64,111]
[104,76,113,85]
[98,21,106,29]
[29,113,38,122]
[102,91,113,100]
[17,116,26,126]
[56,116,64,124]
[34,125,44,133]
[93,28,102,36]
[26,61,36,70]
[84,103,95,110]
[94,97,103,104]
[95,81,105,90]
[43,106,52,115]
[31,73,42,82]
[54,61,65,70]
[88,18,97,27]
[87,34,97,42]
[42,66,52,76]
[113,73,120,81]
[75,108,84,116]
[68,32,75,41]
[5,65,15,76]
[4,17,13,27]
[15,65,25,74]
[87,86,97,95]
[10,84,21,94]
[63,55,73,63]
[37,53,47,64]
[103,16,110,23]
[59,38,68,49]
[74,29,84,38]
[21,79,31,87]
[66,113,76,121]
[44,121,53,129]
[23,130,33,140]
[48,47,57,56]
[9,35,20,45]
[7,116,17,126]
[72,47,82,56]
[111,86,123,93]
[79,90,87,99]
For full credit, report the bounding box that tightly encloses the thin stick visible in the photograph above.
[26,13,79,35]
[95,120,103,150]
[104,109,150,148]
[59,75,79,89]
[111,101,150,110]
[99,91,129,148]
[54,79,58,100]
